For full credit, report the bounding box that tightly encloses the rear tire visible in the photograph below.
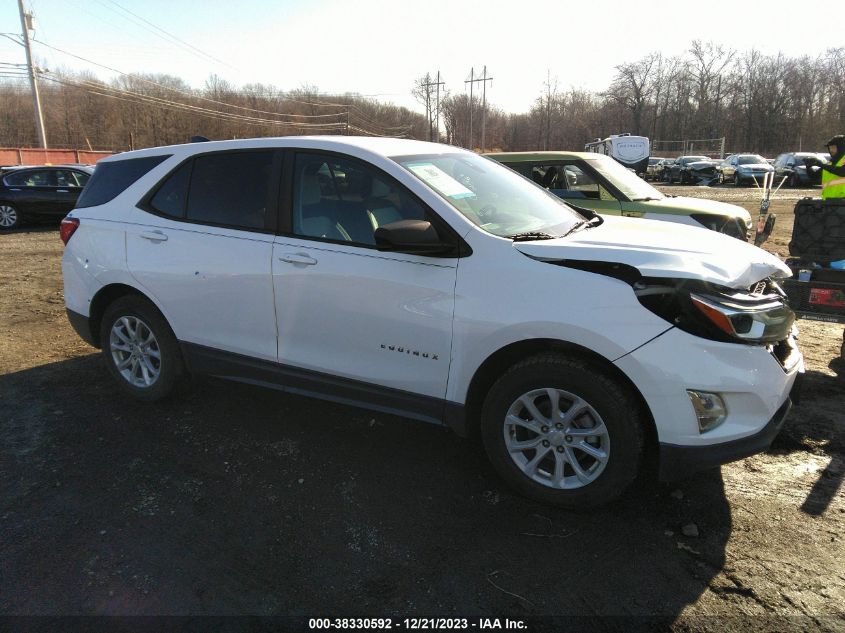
[100,295,185,402]
[0,203,21,230]
[481,353,645,508]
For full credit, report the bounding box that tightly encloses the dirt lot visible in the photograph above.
[1,185,843,631]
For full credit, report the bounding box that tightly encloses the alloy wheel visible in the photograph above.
[109,316,161,388]
[503,388,610,489]
[0,205,18,228]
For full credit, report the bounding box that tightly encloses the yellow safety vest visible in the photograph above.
[822,154,845,199]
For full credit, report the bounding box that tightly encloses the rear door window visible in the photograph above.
[55,169,85,188]
[148,162,192,219]
[186,151,274,230]
[76,155,169,208]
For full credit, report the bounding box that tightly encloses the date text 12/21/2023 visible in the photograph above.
[308,618,527,630]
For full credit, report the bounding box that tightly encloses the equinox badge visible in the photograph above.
[380,344,439,360]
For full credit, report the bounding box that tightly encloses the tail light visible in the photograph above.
[60,217,80,245]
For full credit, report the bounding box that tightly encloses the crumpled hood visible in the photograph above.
[647,196,751,221]
[687,160,718,170]
[514,215,791,289]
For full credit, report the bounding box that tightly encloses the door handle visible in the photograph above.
[278,253,317,266]
[56,189,69,193]
[140,230,168,242]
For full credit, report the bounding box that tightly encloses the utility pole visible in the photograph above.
[465,66,493,152]
[480,66,492,153]
[420,72,445,142]
[465,67,474,150]
[17,0,47,149]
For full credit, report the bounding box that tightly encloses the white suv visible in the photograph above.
[62,137,803,507]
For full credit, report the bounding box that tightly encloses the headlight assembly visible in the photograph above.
[634,278,795,345]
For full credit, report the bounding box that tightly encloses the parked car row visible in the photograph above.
[0,164,93,230]
[642,151,832,188]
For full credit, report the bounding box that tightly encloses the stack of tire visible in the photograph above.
[785,198,845,362]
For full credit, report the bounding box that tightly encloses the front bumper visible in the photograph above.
[614,326,802,478]
[658,395,792,481]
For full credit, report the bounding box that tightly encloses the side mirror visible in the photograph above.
[374,219,454,256]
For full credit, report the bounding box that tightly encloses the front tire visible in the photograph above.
[481,354,645,508]
[100,295,185,402]
[0,203,21,230]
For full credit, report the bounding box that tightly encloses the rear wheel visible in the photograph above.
[100,295,185,401]
[481,354,645,508]
[0,204,20,230]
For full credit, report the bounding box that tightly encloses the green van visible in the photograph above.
[486,151,751,240]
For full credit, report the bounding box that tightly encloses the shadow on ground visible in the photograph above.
[1,354,732,620]
[769,367,845,517]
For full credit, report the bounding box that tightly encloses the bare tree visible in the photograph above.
[605,53,660,135]
[412,73,447,141]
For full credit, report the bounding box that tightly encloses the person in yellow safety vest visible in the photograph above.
[821,134,845,199]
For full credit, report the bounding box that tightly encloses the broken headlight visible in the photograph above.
[635,278,795,345]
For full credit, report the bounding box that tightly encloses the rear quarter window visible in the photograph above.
[76,155,169,208]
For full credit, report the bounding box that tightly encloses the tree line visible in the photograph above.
[1,41,843,158]
[426,42,844,156]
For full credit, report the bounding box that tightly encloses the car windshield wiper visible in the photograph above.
[507,231,558,241]
[632,196,660,201]
[560,215,603,237]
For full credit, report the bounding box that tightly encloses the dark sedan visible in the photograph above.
[0,164,93,230]
[663,155,720,184]
[772,152,828,188]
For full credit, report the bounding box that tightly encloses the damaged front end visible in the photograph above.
[633,276,796,347]
[558,259,797,353]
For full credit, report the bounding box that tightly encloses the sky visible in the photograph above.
[0,0,827,116]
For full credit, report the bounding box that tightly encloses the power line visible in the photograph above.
[38,73,394,137]
[33,39,352,119]
[41,73,346,129]
[93,0,236,70]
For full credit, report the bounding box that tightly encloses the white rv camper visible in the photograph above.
[585,134,650,175]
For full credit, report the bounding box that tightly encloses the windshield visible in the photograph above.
[737,155,767,165]
[392,153,583,238]
[682,156,708,164]
[586,155,664,201]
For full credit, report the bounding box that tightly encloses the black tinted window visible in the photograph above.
[186,151,273,230]
[4,169,56,187]
[293,153,427,245]
[149,162,192,218]
[55,169,86,187]
[77,155,169,208]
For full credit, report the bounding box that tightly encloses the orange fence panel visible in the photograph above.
[0,148,114,166]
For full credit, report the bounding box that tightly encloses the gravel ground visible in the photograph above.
[0,185,843,631]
